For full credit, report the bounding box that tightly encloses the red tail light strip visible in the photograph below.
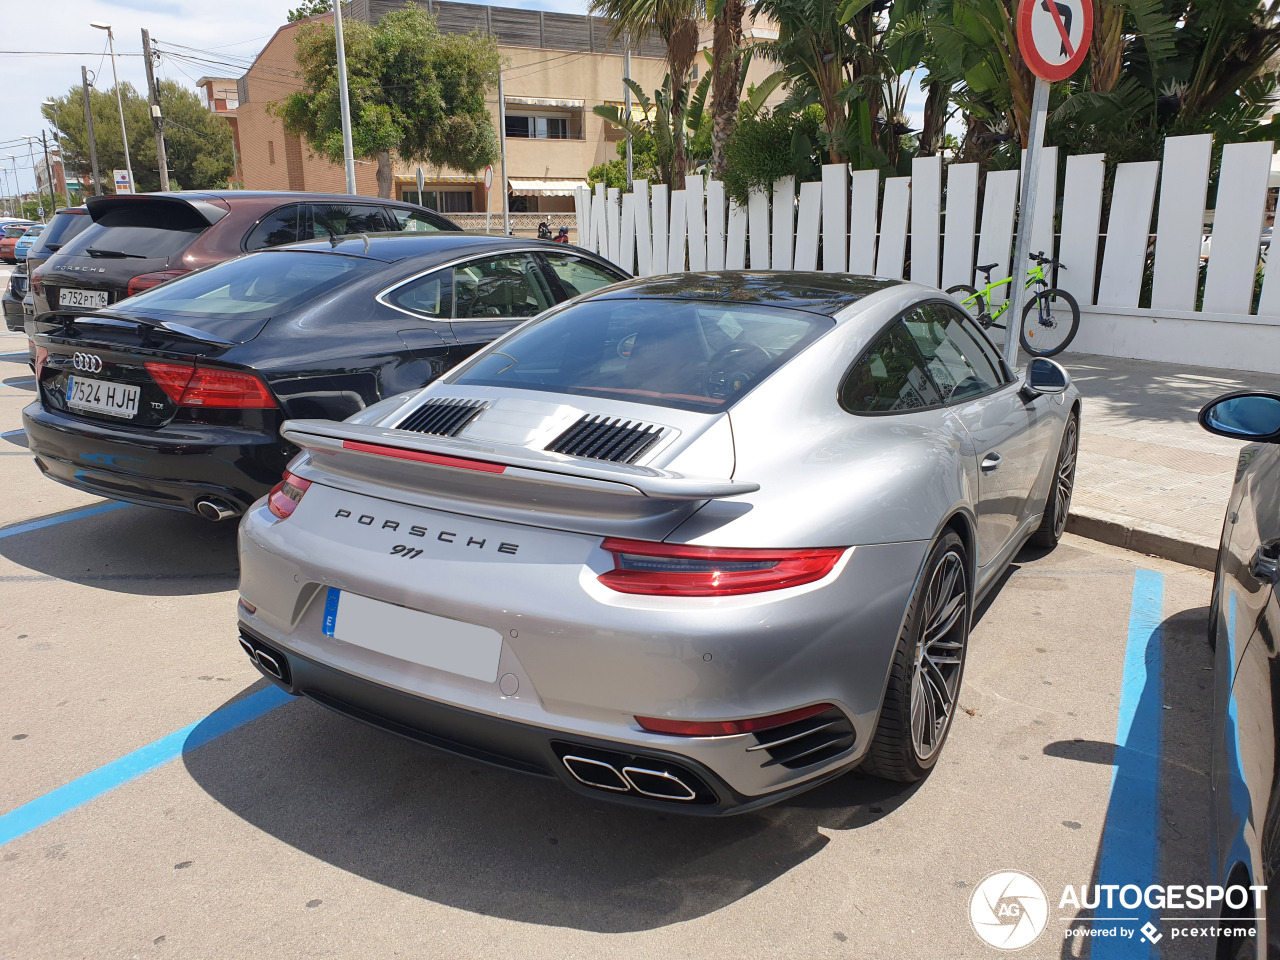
[598,537,845,596]
[636,703,835,737]
[341,440,507,474]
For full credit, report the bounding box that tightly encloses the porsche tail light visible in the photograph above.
[126,269,189,297]
[145,361,276,409]
[635,703,835,737]
[267,471,311,520]
[597,538,845,597]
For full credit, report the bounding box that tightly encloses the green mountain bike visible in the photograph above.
[945,251,1080,357]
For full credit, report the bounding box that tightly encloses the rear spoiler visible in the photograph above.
[281,419,758,501]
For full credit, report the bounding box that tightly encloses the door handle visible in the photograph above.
[981,453,1003,472]
[1251,540,1280,585]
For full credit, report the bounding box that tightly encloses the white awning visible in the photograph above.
[509,178,588,197]
[504,96,585,110]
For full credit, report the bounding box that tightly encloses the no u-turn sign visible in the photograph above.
[1017,0,1093,81]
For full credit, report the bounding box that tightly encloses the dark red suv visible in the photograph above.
[30,191,458,316]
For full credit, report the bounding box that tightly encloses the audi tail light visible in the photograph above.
[126,270,189,297]
[635,703,836,737]
[267,470,311,520]
[597,539,846,597]
[144,361,276,409]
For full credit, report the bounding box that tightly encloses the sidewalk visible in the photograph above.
[1056,352,1280,570]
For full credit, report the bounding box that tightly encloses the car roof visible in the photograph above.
[586,271,903,316]
[278,232,603,264]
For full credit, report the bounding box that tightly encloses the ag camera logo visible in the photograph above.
[970,870,1049,950]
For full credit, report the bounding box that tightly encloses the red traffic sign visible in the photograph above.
[1018,0,1093,82]
[483,164,494,191]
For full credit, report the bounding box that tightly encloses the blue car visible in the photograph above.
[14,224,44,261]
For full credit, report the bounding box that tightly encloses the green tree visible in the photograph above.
[287,0,342,22]
[42,80,234,193]
[708,0,747,176]
[590,0,702,183]
[277,5,500,198]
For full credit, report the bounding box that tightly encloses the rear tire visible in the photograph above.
[1019,288,1080,357]
[946,284,986,322]
[862,531,970,782]
[1031,413,1079,548]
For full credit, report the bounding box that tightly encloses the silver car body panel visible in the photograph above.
[238,275,1080,808]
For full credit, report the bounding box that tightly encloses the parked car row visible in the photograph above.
[1,220,38,263]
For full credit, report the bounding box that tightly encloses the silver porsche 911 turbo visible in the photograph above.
[236,272,1081,814]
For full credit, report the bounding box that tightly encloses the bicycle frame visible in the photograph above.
[960,264,1049,326]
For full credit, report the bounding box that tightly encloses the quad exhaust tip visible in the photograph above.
[561,754,697,801]
[195,498,238,522]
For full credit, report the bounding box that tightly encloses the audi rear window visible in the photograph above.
[119,250,374,324]
[449,297,832,412]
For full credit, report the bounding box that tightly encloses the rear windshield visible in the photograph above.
[448,297,832,412]
[119,250,375,322]
[33,212,89,251]
[21,226,44,239]
[3,225,29,238]
[59,206,205,260]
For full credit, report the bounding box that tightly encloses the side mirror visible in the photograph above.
[1022,357,1070,397]
[1199,392,1280,442]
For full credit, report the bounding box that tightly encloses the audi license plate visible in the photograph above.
[59,288,108,309]
[65,376,140,419]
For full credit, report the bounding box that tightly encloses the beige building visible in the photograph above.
[232,0,780,231]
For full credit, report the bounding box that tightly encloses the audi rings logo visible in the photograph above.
[72,353,103,373]
[970,870,1049,950]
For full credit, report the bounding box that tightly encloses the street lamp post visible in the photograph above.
[7,155,21,218]
[90,22,135,194]
[332,0,357,194]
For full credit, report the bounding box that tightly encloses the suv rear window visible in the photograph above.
[121,250,374,325]
[449,297,832,412]
[59,205,207,260]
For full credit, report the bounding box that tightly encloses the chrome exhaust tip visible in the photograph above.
[237,636,257,660]
[561,755,630,792]
[621,766,698,801]
[195,498,238,522]
[254,650,284,680]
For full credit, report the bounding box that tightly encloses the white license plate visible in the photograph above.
[321,588,502,682]
[59,288,108,309]
[65,376,140,419]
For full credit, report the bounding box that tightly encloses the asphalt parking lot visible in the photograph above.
[0,307,1218,959]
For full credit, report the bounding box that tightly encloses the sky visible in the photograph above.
[0,0,925,200]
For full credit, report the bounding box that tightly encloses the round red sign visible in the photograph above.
[1017,0,1093,82]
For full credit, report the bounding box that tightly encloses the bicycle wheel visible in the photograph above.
[946,284,988,322]
[1019,288,1080,357]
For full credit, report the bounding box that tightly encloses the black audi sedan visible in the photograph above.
[23,234,626,519]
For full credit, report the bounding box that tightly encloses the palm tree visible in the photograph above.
[709,0,747,175]
[592,0,702,183]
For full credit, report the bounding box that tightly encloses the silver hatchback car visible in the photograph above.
[236,272,1081,814]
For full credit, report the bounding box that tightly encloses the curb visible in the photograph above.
[1065,511,1218,571]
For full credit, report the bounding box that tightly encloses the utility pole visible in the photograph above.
[26,140,44,222]
[332,0,357,194]
[141,29,170,191]
[40,131,58,214]
[623,39,633,188]
[81,66,102,196]
[497,66,509,235]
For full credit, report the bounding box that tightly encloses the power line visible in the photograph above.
[0,50,143,56]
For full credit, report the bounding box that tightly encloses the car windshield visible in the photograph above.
[21,226,43,239]
[448,297,833,412]
[119,250,375,322]
[3,225,29,238]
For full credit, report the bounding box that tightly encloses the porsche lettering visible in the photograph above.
[332,508,519,554]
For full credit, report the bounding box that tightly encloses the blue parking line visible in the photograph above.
[0,686,293,847]
[1093,568,1164,956]
[0,502,130,538]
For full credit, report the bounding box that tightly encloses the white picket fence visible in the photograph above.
[573,134,1280,375]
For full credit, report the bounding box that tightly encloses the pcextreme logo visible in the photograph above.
[968,870,1267,950]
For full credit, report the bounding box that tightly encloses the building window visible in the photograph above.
[267,141,276,165]
[504,115,572,140]
[401,189,474,213]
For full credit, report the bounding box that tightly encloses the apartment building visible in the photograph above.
[232,0,778,230]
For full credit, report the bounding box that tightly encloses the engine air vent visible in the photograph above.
[397,398,488,438]
[748,708,856,770]
[546,415,664,464]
